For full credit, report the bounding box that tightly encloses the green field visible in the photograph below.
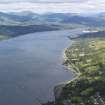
[44,38,105,105]
[59,38,105,105]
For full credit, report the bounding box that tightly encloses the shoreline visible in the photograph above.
[54,37,105,105]
[54,40,81,99]
[62,39,81,80]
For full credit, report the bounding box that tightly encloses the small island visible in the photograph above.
[44,31,105,105]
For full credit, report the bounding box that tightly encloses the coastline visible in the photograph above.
[45,30,105,105]
[54,37,105,105]
[54,40,81,99]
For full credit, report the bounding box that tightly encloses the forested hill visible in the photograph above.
[0,25,59,37]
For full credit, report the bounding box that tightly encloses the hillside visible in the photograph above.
[44,36,105,105]
[0,25,60,37]
[0,12,104,27]
[0,12,105,41]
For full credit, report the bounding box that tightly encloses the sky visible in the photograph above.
[0,0,105,14]
[0,0,87,3]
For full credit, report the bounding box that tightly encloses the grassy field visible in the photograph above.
[58,38,105,105]
[44,37,105,105]
[44,38,105,105]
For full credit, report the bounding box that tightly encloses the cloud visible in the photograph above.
[37,0,88,3]
[0,0,89,3]
[0,0,105,14]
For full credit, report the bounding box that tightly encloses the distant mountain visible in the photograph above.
[0,11,37,25]
[90,12,105,22]
[0,11,105,38]
[0,11,105,26]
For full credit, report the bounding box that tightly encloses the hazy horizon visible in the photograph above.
[0,0,104,14]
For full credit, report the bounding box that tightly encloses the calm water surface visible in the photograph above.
[0,29,84,105]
